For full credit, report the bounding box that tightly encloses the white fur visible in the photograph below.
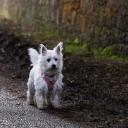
[28,48,39,65]
[27,42,64,109]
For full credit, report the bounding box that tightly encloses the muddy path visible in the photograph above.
[0,29,128,127]
[0,64,85,128]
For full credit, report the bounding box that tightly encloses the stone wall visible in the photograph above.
[0,0,128,46]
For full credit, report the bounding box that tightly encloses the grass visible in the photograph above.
[64,38,128,63]
[65,38,91,55]
[92,47,128,63]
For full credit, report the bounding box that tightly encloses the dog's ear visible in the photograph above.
[54,42,63,54]
[40,44,47,55]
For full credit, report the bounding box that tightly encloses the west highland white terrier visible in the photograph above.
[27,42,64,109]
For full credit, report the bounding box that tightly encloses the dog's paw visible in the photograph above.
[36,103,46,110]
[37,106,44,110]
[52,104,62,109]
[37,105,46,110]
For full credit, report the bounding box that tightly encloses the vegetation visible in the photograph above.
[14,27,128,63]
[64,38,128,63]
[0,6,127,63]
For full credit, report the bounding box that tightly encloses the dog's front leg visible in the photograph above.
[51,94,61,108]
[51,88,62,108]
[27,90,34,105]
[27,78,34,105]
[35,90,44,110]
[44,95,48,106]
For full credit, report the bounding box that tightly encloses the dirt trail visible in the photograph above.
[0,63,86,128]
[0,29,128,128]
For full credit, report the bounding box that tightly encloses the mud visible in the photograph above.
[0,29,128,127]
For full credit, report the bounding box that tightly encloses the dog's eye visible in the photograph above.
[47,58,51,62]
[54,58,58,61]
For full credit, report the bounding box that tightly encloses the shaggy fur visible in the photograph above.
[27,42,64,109]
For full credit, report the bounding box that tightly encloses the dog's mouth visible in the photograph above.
[50,66,58,71]
[45,68,58,76]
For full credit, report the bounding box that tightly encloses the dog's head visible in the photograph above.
[39,42,63,74]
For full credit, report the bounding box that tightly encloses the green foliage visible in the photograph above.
[92,46,128,63]
[65,38,92,55]
[93,46,113,57]
[64,39,128,63]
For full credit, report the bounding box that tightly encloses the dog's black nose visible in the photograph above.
[52,64,56,69]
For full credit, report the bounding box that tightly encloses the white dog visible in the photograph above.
[27,42,64,109]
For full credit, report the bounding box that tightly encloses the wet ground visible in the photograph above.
[0,29,128,127]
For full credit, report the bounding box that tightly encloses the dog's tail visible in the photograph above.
[28,48,39,65]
